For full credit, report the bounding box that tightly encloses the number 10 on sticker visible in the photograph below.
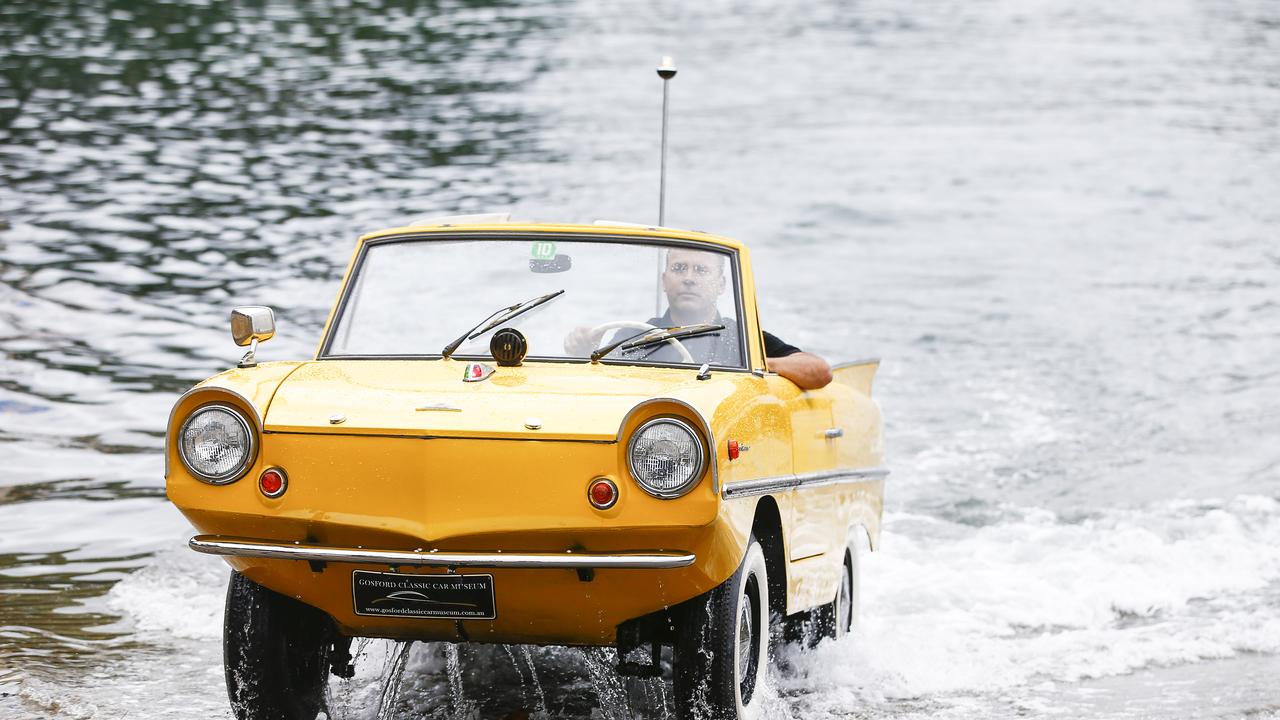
[531,241,556,260]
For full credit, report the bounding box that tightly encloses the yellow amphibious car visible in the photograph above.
[166,215,886,720]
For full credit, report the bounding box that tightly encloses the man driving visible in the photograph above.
[564,248,832,390]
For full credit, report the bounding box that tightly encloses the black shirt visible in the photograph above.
[763,331,801,358]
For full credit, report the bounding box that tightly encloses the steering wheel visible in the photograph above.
[588,321,694,363]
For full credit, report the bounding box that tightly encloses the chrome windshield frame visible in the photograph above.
[317,232,751,371]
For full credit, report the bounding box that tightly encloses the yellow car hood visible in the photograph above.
[264,360,727,442]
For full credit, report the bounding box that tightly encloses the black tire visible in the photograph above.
[674,537,769,720]
[784,545,858,647]
[224,571,334,720]
[827,548,857,640]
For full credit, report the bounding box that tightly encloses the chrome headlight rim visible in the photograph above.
[626,416,707,499]
[177,403,257,485]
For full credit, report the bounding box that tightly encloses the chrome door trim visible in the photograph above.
[721,467,890,500]
[189,535,695,569]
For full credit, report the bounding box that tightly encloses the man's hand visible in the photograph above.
[564,325,607,356]
[767,352,833,390]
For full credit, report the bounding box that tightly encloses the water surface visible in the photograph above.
[2,0,1279,717]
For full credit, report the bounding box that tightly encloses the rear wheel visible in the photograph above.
[814,546,859,642]
[785,545,858,647]
[829,548,857,639]
[224,571,334,720]
[674,537,769,720]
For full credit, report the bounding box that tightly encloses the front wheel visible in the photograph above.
[674,537,770,720]
[224,571,335,720]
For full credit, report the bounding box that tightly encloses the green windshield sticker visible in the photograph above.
[530,241,557,260]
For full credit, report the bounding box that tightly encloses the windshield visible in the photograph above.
[323,236,746,368]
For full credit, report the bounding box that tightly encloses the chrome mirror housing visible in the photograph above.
[231,306,275,346]
[230,306,275,367]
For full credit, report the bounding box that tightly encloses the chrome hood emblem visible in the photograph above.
[416,402,462,412]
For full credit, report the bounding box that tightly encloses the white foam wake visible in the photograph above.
[98,497,1280,718]
[104,540,228,642]
[775,495,1280,712]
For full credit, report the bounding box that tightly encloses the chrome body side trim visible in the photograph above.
[189,535,696,569]
[721,467,890,500]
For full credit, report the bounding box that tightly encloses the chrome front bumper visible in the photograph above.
[189,535,696,569]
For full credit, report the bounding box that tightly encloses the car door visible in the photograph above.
[764,376,839,562]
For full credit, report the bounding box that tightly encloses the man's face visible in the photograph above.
[662,249,726,319]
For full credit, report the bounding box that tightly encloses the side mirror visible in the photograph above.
[230,306,275,367]
[231,306,276,346]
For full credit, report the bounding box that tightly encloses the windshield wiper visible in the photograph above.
[590,323,726,363]
[441,289,565,358]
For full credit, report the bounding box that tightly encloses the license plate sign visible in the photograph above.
[352,571,496,619]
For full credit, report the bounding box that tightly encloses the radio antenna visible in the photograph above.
[654,57,678,317]
[656,56,677,226]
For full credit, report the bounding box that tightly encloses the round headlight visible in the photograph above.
[627,417,706,498]
[178,404,255,484]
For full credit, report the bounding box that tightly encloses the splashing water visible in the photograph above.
[519,645,551,719]
[444,643,477,720]
[580,647,634,720]
[375,641,415,720]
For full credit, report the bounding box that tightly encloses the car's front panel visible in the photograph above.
[166,362,761,645]
[170,429,747,644]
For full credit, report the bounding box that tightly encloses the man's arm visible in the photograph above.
[767,352,833,390]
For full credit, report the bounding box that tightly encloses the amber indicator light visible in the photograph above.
[728,439,740,461]
[588,478,618,510]
[259,467,287,498]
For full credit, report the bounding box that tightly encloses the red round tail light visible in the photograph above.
[588,478,618,510]
[259,467,288,498]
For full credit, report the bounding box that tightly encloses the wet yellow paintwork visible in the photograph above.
[166,222,884,645]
